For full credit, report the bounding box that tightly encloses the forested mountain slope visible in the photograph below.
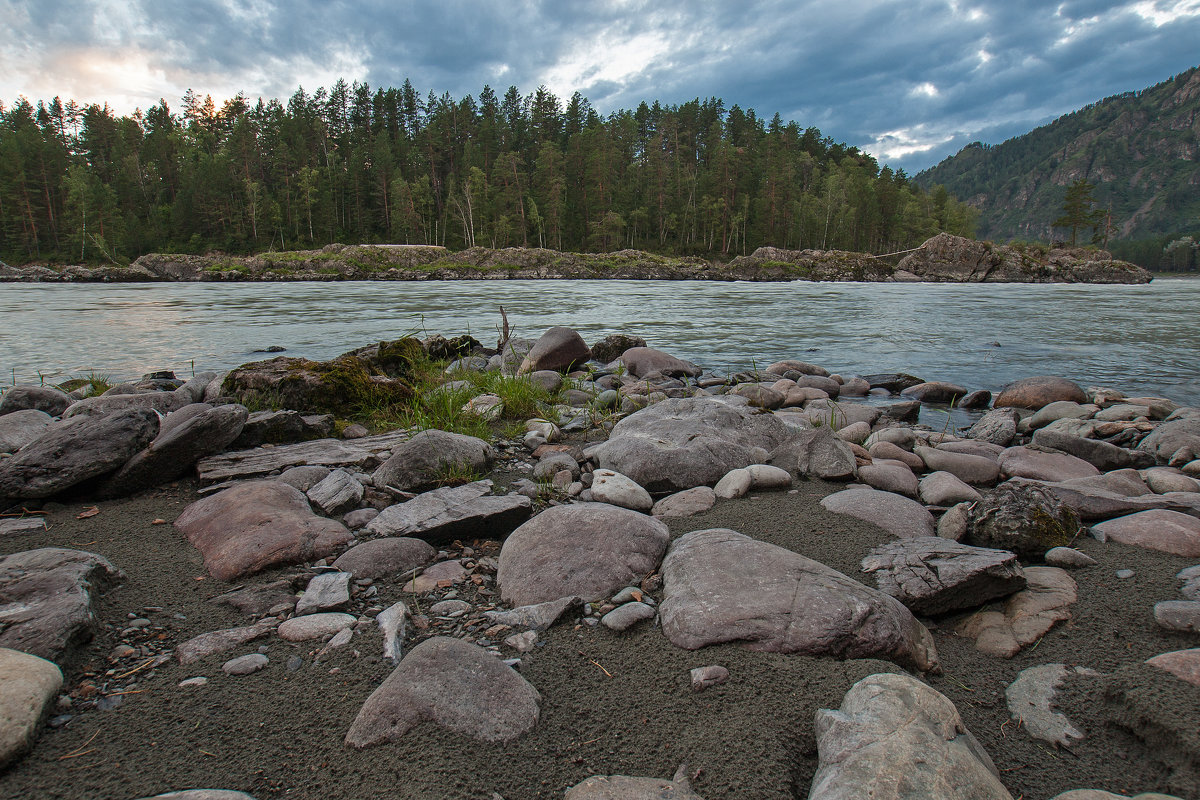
[915,67,1200,244]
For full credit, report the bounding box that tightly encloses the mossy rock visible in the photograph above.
[221,354,413,415]
[964,482,1081,559]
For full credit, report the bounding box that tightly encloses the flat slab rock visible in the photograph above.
[345,636,541,747]
[175,620,277,665]
[861,537,1026,616]
[174,481,352,581]
[659,529,938,673]
[365,480,531,543]
[565,768,703,800]
[956,567,1078,658]
[0,547,123,663]
[819,487,936,538]
[0,647,63,769]
[195,428,413,484]
[1005,663,1095,747]
[331,537,436,580]
[497,503,670,607]
[809,672,1012,800]
[1092,509,1200,558]
[1146,648,1200,687]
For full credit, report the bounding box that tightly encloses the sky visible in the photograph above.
[2,0,1199,173]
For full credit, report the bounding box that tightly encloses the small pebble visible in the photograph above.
[1115,569,1135,579]
[178,677,208,688]
[287,655,304,671]
[691,665,730,692]
[223,653,269,675]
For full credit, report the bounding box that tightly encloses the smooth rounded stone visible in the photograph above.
[840,377,871,397]
[964,482,1080,559]
[463,393,504,421]
[1142,468,1200,494]
[1,385,73,417]
[277,465,332,492]
[998,446,1101,482]
[295,571,352,616]
[660,529,938,672]
[714,468,753,500]
[222,653,268,675]
[178,677,209,688]
[600,601,656,631]
[0,407,159,499]
[1028,401,1094,430]
[0,548,123,663]
[861,537,1026,616]
[968,408,1020,446]
[920,471,982,506]
[1096,403,1152,422]
[865,427,917,449]
[0,647,63,769]
[857,463,919,498]
[340,423,370,439]
[429,599,471,617]
[802,399,882,431]
[365,480,532,544]
[174,481,352,581]
[332,537,435,580]
[868,441,924,471]
[1092,509,1200,557]
[518,327,591,374]
[690,665,730,692]
[746,463,792,490]
[497,504,670,607]
[1153,601,1200,633]
[1115,568,1136,579]
[1032,429,1149,472]
[62,389,190,419]
[916,445,1001,486]
[525,419,561,442]
[305,468,365,516]
[768,426,858,481]
[730,383,785,409]
[835,420,871,445]
[995,376,1088,410]
[768,359,830,377]
[403,560,468,593]
[342,507,379,530]
[1005,663,1090,747]
[1146,648,1200,687]
[535,452,579,481]
[810,673,1010,800]
[1185,459,1200,476]
[175,620,277,665]
[1061,468,1152,497]
[620,347,701,379]
[793,375,841,398]
[783,385,830,406]
[277,612,356,642]
[1045,547,1098,568]
[371,429,494,493]
[820,487,936,539]
[591,396,799,492]
[0,409,53,454]
[936,439,1005,458]
[1048,792,1184,800]
[565,769,703,800]
[956,567,1078,658]
[1040,417,1098,439]
[1138,418,1200,464]
[938,503,971,541]
[134,791,258,800]
[651,487,717,518]
[900,380,968,404]
[346,636,541,747]
[590,469,654,512]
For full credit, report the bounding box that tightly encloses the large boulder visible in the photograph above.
[0,548,123,663]
[497,504,669,607]
[809,672,1012,800]
[819,488,937,538]
[332,537,436,580]
[998,446,1100,482]
[344,637,541,747]
[0,647,63,769]
[768,427,858,481]
[0,409,52,454]
[61,391,190,419]
[619,347,701,379]
[994,376,1088,410]
[517,326,591,374]
[364,481,532,543]
[965,482,1080,559]
[0,385,72,417]
[591,396,799,492]
[0,408,159,500]
[861,537,1026,616]
[1092,510,1200,558]
[372,429,493,493]
[659,529,938,673]
[1138,418,1200,464]
[1031,429,1150,472]
[174,481,352,581]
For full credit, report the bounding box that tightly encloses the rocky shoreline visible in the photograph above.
[0,233,1153,284]
[0,327,1197,799]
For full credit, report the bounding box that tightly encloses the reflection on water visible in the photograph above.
[3,279,1199,410]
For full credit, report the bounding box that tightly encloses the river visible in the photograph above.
[2,278,1198,410]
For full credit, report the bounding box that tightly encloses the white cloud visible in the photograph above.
[1131,0,1200,26]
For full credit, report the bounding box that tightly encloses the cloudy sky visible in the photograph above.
[3,0,1199,172]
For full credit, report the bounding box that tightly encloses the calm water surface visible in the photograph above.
[3,278,1198,407]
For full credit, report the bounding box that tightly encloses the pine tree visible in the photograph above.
[1053,178,1104,246]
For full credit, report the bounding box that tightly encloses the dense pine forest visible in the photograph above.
[0,80,977,265]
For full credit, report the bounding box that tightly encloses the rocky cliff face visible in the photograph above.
[895,234,1152,284]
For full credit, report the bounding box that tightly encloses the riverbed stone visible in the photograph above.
[919,471,982,506]
[1045,547,1098,568]
[1028,401,1094,430]
[0,410,52,454]
[768,426,858,481]
[820,487,936,538]
[916,445,1001,485]
[1031,429,1149,472]
[620,347,701,379]
[1143,468,1200,495]
[345,636,541,747]
[600,601,656,631]
[802,399,882,431]
[305,468,364,516]
[861,537,1025,616]
[1004,663,1089,747]
[0,385,73,418]
[956,567,1078,657]
[1145,648,1200,687]
[999,446,1101,482]
[857,463,918,498]
[1027,478,1193,522]
[0,647,63,769]
[747,463,792,489]
[938,502,971,541]
[660,529,938,672]
[1092,510,1200,557]
[0,407,159,500]
[62,390,190,420]
[714,468,753,499]
[485,595,581,632]
[174,481,352,581]
[867,441,924,471]
[175,620,277,665]
[901,381,968,404]
[332,537,436,580]
[497,504,670,607]
[1062,469,1152,497]
[222,653,269,675]
[1139,418,1200,464]
[995,376,1088,410]
[964,481,1080,559]
[809,672,1011,800]
[651,487,717,518]
[566,770,704,800]
[371,429,494,493]
[518,326,591,374]
[365,480,532,543]
[589,469,654,512]
[0,548,123,663]
[591,396,799,492]
[277,612,356,642]
[968,408,1020,446]
[296,571,352,615]
[589,334,647,364]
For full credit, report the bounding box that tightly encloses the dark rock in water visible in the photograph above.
[619,347,701,379]
[965,482,1081,559]
[252,345,287,353]
[0,408,159,500]
[994,376,1088,410]
[0,409,53,454]
[883,399,922,422]
[861,373,924,393]
[862,537,1026,616]
[344,636,541,747]
[901,381,969,404]
[959,389,993,409]
[518,326,591,374]
[0,547,124,663]
[659,529,938,672]
[589,333,647,364]
[174,481,352,580]
[0,385,73,418]
[372,429,494,493]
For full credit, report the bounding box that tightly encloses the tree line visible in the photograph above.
[0,80,976,264]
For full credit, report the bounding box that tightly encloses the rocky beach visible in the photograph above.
[1,326,1198,800]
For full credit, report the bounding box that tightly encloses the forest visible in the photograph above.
[0,80,976,265]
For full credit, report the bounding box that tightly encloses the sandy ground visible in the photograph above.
[1,474,1198,800]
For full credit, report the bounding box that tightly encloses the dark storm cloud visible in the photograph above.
[2,0,1198,171]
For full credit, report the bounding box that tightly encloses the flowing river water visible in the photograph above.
[3,278,1199,413]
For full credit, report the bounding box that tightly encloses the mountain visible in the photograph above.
[915,67,1200,244]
